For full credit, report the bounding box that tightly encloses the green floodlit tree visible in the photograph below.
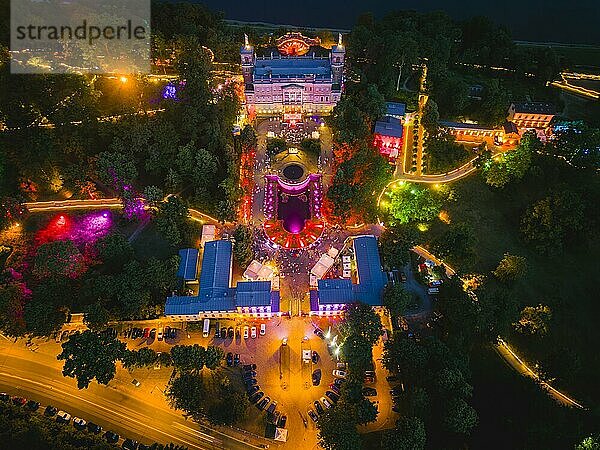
[576,435,600,450]
[340,302,383,346]
[388,184,443,224]
[482,132,538,188]
[57,330,126,389]
[514,304,552,336]
[493,253,528,282]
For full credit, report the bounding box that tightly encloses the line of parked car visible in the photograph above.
[0,392,153,449]
[242,364,287,429]
[214,321,266,340]
[124,326,178,342]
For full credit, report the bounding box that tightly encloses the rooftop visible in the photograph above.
[375,116,404,138]
[512,102,555,115]
[385,102,406,117]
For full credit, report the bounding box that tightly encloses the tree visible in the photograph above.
[577,435,600,450]
[240,125,257,150]
[155,195,189,247]
[421,99,440,135]
[232,225,254,267]
[0,282,27,337]
[95,151,137,188]
[317,402,362,450]
[341,334,373,374]
[483,134,536,188]
[442,398,478,434]
[389,184,443,224]
[203,346,224,370]
[378,224,419,269]
[514,304,552,336]
[57,330,126,389]
[83,302,110,331]
[96,232,133,269]
[521,190,585,253]
[493,253,527,282]
[193,148,218,195]
[170,344,205,373]
[430,223,475,259]
[426,132,469,173]
[166,372,205,417]
[33,240,85,279]
[143,185,164,208]
[382,416,426,450]
[383,284,412,319]
[341,302,382,345]
[383,336,428,382]
[207,391,249,425]
[24,300,66,337]
[435,367,473,399]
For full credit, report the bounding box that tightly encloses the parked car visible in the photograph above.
[226,352,233,366]
[220,327,227,338]
[26,400,40,411]
[73,417,86,430]
[364,375,375,384]
[278,414,287,428]
[103,431,119,444]
[336,362,346,370]
[330,384,341,395]
[363,387,377,397]
[246,385,260,396]
[215,323,221,338]
[149,328,156,339]
[332,370,347,378]
[386,375,398,382]
[227,327,234,339]
[169,328,177,339]
[269,410,281,426]
[260,323,266,336]
[333,378,346,387]
[233,354,240,366]
[249,391,264,403]
[311,351,319,364]
[251,326,257,338]
[11,396,26,406]
[325,390,340,403]
[257,396,270,410]
[157,327,163,341]
[313,329,325,339]
[0,393,9,402]
[87,422,102,434]
[243,364,257,372]
[164,326,171,339]
[142,328,150,338]
[122,438,139,450]
[44,405,58,416]
[314,400,325,415]
[312,369,322,386]
[56,411,71,424]
[243,326,249,339]
[320,397,332,409]
[235,327,241,338]
[266,400,277,414]
[243,371,257,380]
[245,378,258,387]
[307,409,318,423]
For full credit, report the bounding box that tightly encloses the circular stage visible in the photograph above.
[283,163,305,181]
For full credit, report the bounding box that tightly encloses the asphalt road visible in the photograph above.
[0,338,261,450]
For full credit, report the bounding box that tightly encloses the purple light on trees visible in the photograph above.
[162,83,178,100]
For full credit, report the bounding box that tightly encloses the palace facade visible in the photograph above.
[241,32,345,119]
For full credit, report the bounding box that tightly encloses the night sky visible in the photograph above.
[196,0,600,45]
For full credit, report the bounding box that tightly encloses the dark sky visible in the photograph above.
[197,0,600,45]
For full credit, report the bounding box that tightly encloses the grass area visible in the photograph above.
[424,156,600,405]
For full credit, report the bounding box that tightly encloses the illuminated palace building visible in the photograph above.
[241,32,345,119]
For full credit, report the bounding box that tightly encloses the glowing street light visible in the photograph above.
[119,76,129,84]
